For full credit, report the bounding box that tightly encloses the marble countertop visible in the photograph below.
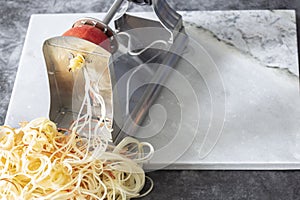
[1,0,300,199]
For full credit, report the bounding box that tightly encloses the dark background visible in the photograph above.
[0,0,300,199]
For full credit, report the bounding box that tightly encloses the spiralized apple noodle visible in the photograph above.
[0,54,154,199]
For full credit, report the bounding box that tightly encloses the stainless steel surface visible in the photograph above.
[43,37,113,128]
[112,0,186,143]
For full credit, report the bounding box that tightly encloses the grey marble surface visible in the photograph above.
[1,0,300,199]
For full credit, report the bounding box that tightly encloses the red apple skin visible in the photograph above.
[63,25,111,51]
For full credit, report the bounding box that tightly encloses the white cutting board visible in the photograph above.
[6,11,300,170]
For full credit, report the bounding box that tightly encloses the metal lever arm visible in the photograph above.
[103,0,125,24]
[129,0,183,37]
[152,0,183,38]
[103,0,182,39]
[103,0,152,25]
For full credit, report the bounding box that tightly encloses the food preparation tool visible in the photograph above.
[43,0,188,144]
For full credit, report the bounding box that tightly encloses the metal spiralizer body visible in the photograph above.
[43,0,188,144]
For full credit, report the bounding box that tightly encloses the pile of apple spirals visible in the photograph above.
[0,118,154,199]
